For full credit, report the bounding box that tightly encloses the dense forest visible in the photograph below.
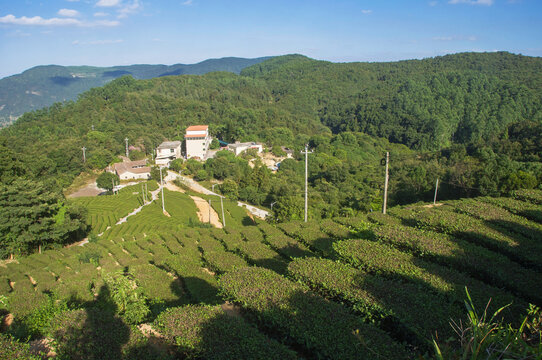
[0,52,541,255]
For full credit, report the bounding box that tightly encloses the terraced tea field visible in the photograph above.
[0,189,540,359]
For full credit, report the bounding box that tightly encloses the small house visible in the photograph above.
[113,159,151,180]
[156,141,182,166]
[227,142,263,156]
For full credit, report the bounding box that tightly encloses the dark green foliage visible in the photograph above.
[0,179,87,258]
[219,266,412,360]
[153,305,297,359]
[96,171,120,191]
[102,271,150,324]
[0,333,40,360]
[9,294,69,339]
[333,239,525,319]
[369,219,542,304]
[288,257,461,345]
[48,307,168,360]
[393,205,542,270]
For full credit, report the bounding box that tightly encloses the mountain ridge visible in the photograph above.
[0,56,272,126]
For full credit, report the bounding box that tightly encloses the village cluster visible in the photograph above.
[111,125,292,180]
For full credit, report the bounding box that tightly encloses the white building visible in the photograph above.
[185,125,211,160]
[227,142,263,156]
[156,141,182,166]
[113,160,151,180]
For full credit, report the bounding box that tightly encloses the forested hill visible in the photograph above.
[241,52,542,149]
[0,56,271,127]
[0,52,541,191]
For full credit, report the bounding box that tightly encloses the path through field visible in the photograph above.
[116,187,161,225]
[170,172,270,219]
[189,195,223,228]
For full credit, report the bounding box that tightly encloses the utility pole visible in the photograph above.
[160,167,165,213]
[141,183,146,204]
[220,196,225,228]
[301,144,312,222]
[125,138,129,158]
[382,151,389,214]
[433,178,439,205]
[82,146,86,163]
[208,199,212,224]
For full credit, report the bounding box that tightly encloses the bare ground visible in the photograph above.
[66,181,104,198]
[189,196,223,228]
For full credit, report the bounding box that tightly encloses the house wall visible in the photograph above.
[186,137,211,159]
[119,171,150,180]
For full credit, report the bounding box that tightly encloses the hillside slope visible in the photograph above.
[0,56,271,126]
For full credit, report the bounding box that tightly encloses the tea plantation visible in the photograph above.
[0,189,541,359]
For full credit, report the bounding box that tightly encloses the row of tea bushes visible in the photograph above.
[480,196,542,224]
[444,199,542,243]
[367,222,542,304]
[278,221,336,257]
[153,305,297,359]
[511,189,542,205]
[333,239,527,318]
[390,206,542,270]
[258,221,314,259]
[219,266,412,360]
[288,257,461,345]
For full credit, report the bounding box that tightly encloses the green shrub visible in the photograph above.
[154,305,297,359]
[220,267,412,360]
[10,294,69,339]
[78,250,102,266]
[0,333,40,360]
[49,308,167,360]
[288,257,460,345]
[102,271,150,324]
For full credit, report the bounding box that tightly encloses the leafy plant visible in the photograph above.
[102,271,150,324]
[432,288,542,359]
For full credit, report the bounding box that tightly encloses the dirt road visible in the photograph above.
[189,196,223,228]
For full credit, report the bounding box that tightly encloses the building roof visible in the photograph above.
[157,141,182,149]
[185,134,208,138]
[113,160,150,175]
[227,142,262,149]
[186,125,208,131]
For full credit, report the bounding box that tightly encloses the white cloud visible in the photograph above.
[73,39,123,45]
[0,14,119,27]
[448,0,494,5]
[94,12,109,17]
[429,1,438,6]
[182,0,193,5]
[96,0,121,7]
[118,0,141,18]
[0,14,80,26]
[58,9,80,17]
[361,9,372,14]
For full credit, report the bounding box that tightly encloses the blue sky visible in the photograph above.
[1,0,541,78]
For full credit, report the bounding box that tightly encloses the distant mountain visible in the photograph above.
[0,56,272,126]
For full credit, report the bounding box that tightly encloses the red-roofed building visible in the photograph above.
[185,125,211,159]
